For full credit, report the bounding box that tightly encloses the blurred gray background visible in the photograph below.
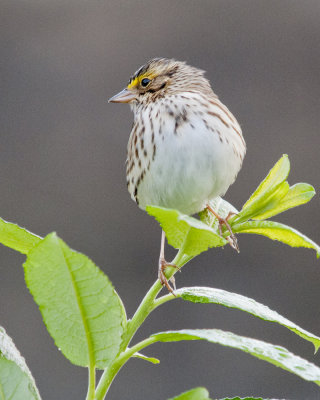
[1,1,320,399]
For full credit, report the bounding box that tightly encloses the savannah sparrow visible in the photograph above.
[109,58,246,293]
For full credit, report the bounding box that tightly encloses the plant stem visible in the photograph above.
[95,337,158,399]
[95,248,191,399]
[121,248,188,349]
[85,363,95,400]
[152,292,175,309]
[121,279,163,350]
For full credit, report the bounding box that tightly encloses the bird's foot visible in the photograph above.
[158,258,181,295]
[207,206,239,252]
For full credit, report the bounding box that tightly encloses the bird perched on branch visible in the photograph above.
[109,58,246,293]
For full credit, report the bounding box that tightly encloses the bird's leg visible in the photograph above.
[158,230,180,295]
[206,205,239,252]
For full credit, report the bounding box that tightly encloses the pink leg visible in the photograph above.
[158,230,180,295]
[206,206,239,252]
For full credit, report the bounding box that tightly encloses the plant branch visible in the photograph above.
[86,363,95,400]
[95,248,192,399]
[152,292,176,309]
[121,248,189,349]
[94,337,158,399]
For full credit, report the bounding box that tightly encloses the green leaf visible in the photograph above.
[218,398,271,400]
[218,398,275,400]
[252,183,315,220]
[146,206,227,257]
[133,352,160,364]
[233,220,320,258]
[177,287,320,352]
[24,233,126,369]
[151,329,320,386]
[249,181,290,219]
[0,326,41,400]
[0,217,41,255]
[168,390,274,400]
[168,387,211,400]
[239,155,290,221]
[242,154,290,209]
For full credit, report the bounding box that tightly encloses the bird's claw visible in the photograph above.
[158,258,180,295]
[218,212,239,252]
[224,230,239,252]
[207,207,239,253]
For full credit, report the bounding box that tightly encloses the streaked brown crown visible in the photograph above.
[126,58,214,101]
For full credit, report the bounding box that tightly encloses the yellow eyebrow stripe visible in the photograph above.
[127,77,139,89]
[127,73,156,89]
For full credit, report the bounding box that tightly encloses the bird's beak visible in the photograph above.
[108,88,136,103]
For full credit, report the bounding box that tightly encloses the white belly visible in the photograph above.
[136,110,245,215]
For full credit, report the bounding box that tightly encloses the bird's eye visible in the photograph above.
[141,78,151,87]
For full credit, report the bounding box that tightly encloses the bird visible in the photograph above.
[109,58,246,293]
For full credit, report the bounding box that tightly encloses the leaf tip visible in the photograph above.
[47,231,58,240]
[146,205,166,220]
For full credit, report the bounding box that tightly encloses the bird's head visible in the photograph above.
[109,58,212,105]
